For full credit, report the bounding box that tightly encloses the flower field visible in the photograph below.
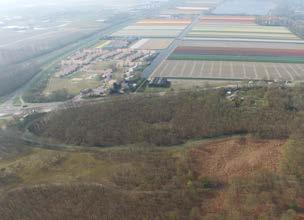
[169,15,304,63]
[186,16,300,41]
[199,16,257,24]
[131,38,173,50]
[151,15,304,81]
[169,46,304,63]
[112,19,191,38]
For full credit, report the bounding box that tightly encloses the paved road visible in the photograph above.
[142,14,202,79]
[0,101,64,117]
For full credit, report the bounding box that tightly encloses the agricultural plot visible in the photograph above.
[199,16,257,24]
[45,74,100,96]
[169,15,304,61]
[169,45,304,63]
[186,16,301,42]
[44,61,113,95]
[153,60,304,81]
[112,19,191,38]
[130,38,173,50]
[159,15,304,81]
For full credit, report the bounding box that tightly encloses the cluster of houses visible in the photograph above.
[56,48,155,78]
[56,49,114,77]
[53,35,158,98]
[77,49,155,98]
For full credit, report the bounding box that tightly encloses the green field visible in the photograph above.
[45,73,100,96]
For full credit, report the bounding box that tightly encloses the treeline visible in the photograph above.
[30,86,304,147]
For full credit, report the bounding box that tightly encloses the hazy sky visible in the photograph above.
[0,0,143,13]
[0,0,139,5]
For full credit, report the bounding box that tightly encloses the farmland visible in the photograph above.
[186,16,300,41]
[45,71,101,96]
[130,38,173,50]
[153,60,304,81]
[151,15,304,82]
[169,46,304,63]
[112,19,191,38]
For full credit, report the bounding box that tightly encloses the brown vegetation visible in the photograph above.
[1,86,304,219]
[0,133,302,219]
[188,137,286,181]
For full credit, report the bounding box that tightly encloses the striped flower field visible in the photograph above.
[112,19,191,38]
[170,15,304,63]
[169,46,304,63]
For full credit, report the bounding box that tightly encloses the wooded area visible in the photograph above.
[31,86,304,147]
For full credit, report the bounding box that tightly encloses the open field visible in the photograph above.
[112,19,191,38]
[45,74,100,95]
[131,38,173,50]
[199,15,257,24]
[170,46,304,63]
[153,60,304,81]
[179,40,304,50]
[158,15,304,81]
[186,16,301,41]
[113,29,182,38]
